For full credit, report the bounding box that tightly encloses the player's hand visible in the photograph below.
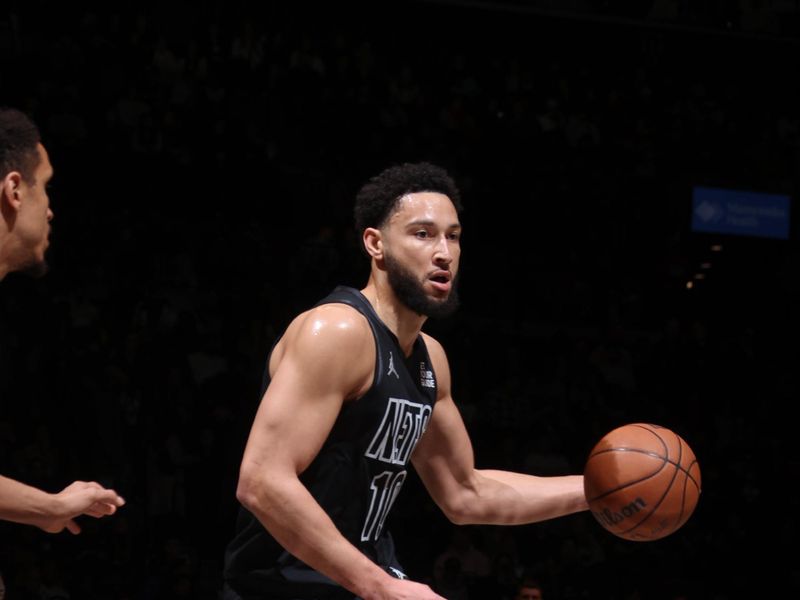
[38,481,125,534]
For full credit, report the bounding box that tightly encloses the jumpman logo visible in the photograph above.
[387,352,400,379]
[387,566,408,580]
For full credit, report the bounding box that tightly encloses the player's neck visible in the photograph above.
[361,282,426,356]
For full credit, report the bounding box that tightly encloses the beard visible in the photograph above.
[22,259,49,279]
[18,245,50,279]
[384,252,460,319]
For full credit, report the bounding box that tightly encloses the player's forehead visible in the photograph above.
[390,192,459,226]
[35,143,54,181]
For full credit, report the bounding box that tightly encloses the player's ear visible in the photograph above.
[363,227,383,259]
[1,171,23,214]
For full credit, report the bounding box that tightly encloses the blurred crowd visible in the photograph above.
[1,2,799,598]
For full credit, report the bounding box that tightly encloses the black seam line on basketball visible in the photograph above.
[589,447,692,472]
[686,459,701,490]
[589,424,670,461]
[587,454,670,502]
[587,449,696,479]
[678,465,691,528]
[585,447,668,502]
[677,436,689,526]
[594,465,699,495]
[642,423,671,462]
[620,435,684,536]
[591,447,663,460]
[636,423,668,438]
[674,436,699,530]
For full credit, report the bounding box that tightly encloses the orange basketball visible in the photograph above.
[583,423,701,541]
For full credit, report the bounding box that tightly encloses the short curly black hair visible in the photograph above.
[353,162,463,234]
[0,107,42,184]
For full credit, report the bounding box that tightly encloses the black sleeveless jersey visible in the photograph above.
[223,286,438,599]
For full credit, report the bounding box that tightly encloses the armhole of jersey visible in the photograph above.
[417,334,439,401]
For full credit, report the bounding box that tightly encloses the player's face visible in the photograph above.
[382,192,461,319]
[14,144,54,277]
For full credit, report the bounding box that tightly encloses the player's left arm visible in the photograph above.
[411,335,588,525]
[0,475,124,534]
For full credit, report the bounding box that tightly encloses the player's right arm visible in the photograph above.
[235,304,444,600]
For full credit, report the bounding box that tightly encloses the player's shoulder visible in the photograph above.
[420,331,447,363]
[287,302,373,349]
[271,303,375,398]
[420,330,443,349]
[307,301,369,328]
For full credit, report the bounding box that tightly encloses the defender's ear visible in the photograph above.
[363,227,383,259]
[1,171,23,210]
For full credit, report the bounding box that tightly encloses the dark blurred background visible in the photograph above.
[1,1,798,598]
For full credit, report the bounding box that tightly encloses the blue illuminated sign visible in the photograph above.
[691,186,791,240]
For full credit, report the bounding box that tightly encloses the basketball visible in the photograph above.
[583,422,701,541]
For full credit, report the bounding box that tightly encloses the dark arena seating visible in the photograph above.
[1,2,798,597]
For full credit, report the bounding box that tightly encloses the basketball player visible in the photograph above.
[0,106,125,534]
[223,162,588,599]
